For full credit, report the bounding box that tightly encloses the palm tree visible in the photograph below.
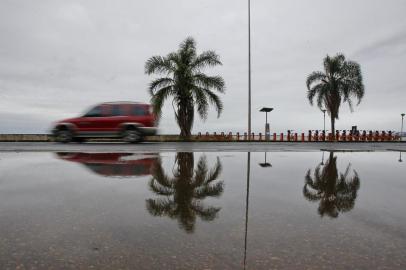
[306,54,365,135]
[145,37,225,137]
[146,152,224,233]
[303,151,360,218]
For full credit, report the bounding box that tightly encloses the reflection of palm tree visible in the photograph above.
[146,152,224,233]
[303,152,360,218]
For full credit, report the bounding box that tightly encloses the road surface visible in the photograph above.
[0,142,405,152]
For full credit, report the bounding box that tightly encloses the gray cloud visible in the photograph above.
[0,0,406,135]
[353,30,406,60]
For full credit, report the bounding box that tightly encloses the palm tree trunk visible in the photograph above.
[177,104,193,138]
[331,115,335,138]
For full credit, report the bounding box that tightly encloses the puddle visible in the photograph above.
[0,151,405,269]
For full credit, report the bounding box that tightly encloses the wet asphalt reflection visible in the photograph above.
[0,151,405,269]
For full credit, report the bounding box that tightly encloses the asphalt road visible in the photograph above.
[0,142,405,152]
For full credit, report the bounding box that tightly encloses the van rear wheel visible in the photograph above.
[123,128,142,143]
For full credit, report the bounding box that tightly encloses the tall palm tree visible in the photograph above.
[145,37,225,137]
[303,151,360,218]
[146,152,224,233]
[306,54,365,135]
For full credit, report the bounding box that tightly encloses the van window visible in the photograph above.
[132,105,147,116]
[111,105,124,116]
[84,106,102,117]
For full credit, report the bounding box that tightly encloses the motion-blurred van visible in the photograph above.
[52,102,157,143]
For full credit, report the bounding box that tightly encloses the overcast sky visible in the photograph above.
[1,0,405,134]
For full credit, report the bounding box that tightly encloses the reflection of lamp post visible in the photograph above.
[259,152,272,167]
[401,113,405,142]
[322,109,327,135]
[399,152,403,162]
[260,107,273,141]
[243,152,251,270]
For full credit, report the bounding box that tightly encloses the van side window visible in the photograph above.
[133,105,147,116]
[111,105,124,116]
[84,106,102,117]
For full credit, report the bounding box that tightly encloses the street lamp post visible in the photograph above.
[401,113,405,142]
[322,109,326,135]
[248,0,252,139]
[260,107,273,140]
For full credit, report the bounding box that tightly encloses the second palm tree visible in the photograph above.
[306,54,365,135]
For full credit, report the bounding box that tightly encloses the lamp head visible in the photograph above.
[260,107,273,113]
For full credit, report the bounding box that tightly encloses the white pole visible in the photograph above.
[248,0,252,139]
[401,113,405,141]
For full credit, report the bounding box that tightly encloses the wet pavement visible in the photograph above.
[0,141,405,153]
[0,151,405,269]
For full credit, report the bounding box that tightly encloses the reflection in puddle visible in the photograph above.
[258,152,272,168]
[303,151,361,218]
[1,151,404,269]
[56,152,159,178]
[244,153,251,270]
[146,152,224,233]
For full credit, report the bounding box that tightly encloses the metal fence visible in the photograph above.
[195,131,402,142]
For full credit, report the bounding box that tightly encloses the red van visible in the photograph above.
[52,102,157,143]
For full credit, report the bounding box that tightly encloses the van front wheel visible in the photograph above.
[56,129,73,143]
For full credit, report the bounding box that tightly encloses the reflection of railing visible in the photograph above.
[195,131,400,142]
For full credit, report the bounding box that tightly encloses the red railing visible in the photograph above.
[196,131,399,142]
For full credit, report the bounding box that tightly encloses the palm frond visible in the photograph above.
[323,55,332,75]
[194,182,224,199]
[305,169,314,185]
[205,157,222,184]
[180,37,196,51]
[148,77,174,96]
[350,171,361,190]
[149,179,174,196]
[303,185,321,202]
[334,53,346,64]
[192,50,222,70]
[193,73,225,93]
[146,198,174,216]
[151,159,174,187]
[179,37,197,62]
[193,156,208,186]
[199,87,223,117]
[306,71,327,90]
[150,85,174,119]
[340,60,364,105]
[145,56,174,75]
[191,202,220,221]
[192,86,209,120]
[316,84,328,110]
